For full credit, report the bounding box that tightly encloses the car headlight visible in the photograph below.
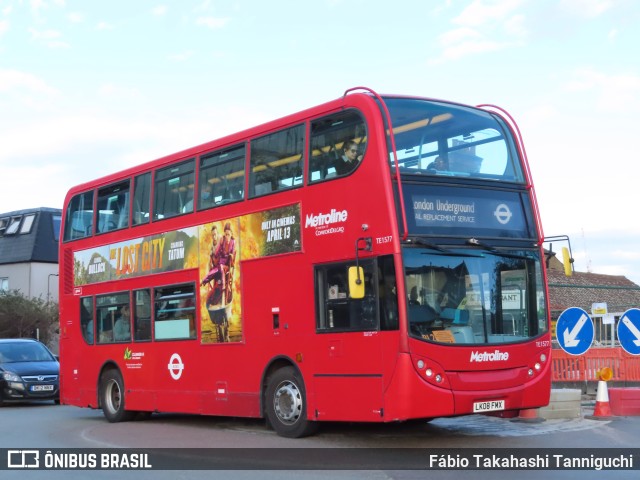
[2,371,22,382]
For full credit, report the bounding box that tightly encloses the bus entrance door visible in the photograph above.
[313,331,384,422]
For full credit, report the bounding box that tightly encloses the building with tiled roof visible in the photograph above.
[0,207,61,301]
[547,269,640,318]
[546,256,640,345]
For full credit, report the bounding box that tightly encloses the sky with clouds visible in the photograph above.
[1,0,639,286]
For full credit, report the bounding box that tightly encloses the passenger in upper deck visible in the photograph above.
[427,156,448,172]
[335,140,362,175]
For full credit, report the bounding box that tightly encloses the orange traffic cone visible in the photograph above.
[586,368,614,420]
[511,408,544,423]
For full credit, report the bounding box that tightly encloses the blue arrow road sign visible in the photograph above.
[617,308,640,355]
[556,307,594,355]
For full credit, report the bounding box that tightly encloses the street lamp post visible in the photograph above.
[47,273,59,303]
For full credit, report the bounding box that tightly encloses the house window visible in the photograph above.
[52,215,61,242]
[20,214,36,234]
[0,217,9,236]
[5,216,22,235]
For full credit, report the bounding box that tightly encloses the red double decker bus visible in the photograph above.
[59,87,551,437]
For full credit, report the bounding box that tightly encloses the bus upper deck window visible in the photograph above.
[383,98,524,183]
[133,173,151,226]
[199,144,246,209]
[96,180,130,234]
[154,159,195,220]
[309,110,367,183]
[63,191,94,241]
[249,125,304,198]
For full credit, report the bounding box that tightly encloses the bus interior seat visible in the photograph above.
[440,307,456,322]
[224,178,244,200]
[452,309,469,325]
[254,182,272,195]
[117,212,129,229]
[408,304,437,325]
[98,212,119,232]
[71,210,93,238]
[132,200,148,224]
[116,197,129,228]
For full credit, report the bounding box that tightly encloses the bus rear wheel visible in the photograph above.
[265,366,317,438]
[100,369,134,423]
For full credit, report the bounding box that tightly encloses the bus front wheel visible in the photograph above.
[100,369,134,423]
[265,366,318,438]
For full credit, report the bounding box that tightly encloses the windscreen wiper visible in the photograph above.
[466,237,498,252]
[406,237,482,258]
[466,238,534,260]
[406,237,449,252]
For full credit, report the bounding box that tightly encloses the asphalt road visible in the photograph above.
[1,401,638,480]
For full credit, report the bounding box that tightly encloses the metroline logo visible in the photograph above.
[304,209,348,228]
[470,350,510,362]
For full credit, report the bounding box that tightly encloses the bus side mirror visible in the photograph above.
[562,247,573,277]
[348,266,365,299]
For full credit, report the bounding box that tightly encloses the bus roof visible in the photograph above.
[63,88,485,197]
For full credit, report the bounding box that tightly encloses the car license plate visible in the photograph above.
[473,399,505,413]
[31,385,54,392]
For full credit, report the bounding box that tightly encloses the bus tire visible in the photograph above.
[265,366,318,438]
[100,369,134,423]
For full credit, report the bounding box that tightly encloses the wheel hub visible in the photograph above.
[274,382,302,424]
[106,379,122,412]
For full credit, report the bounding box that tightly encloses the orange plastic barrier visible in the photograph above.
[552,348,640,383]
[609,388,640,416]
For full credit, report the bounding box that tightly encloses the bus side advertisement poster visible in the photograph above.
[72,204,301,344]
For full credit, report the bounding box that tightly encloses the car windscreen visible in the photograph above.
[0,342,55,363]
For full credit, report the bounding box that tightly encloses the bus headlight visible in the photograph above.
[412,355,448,388]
